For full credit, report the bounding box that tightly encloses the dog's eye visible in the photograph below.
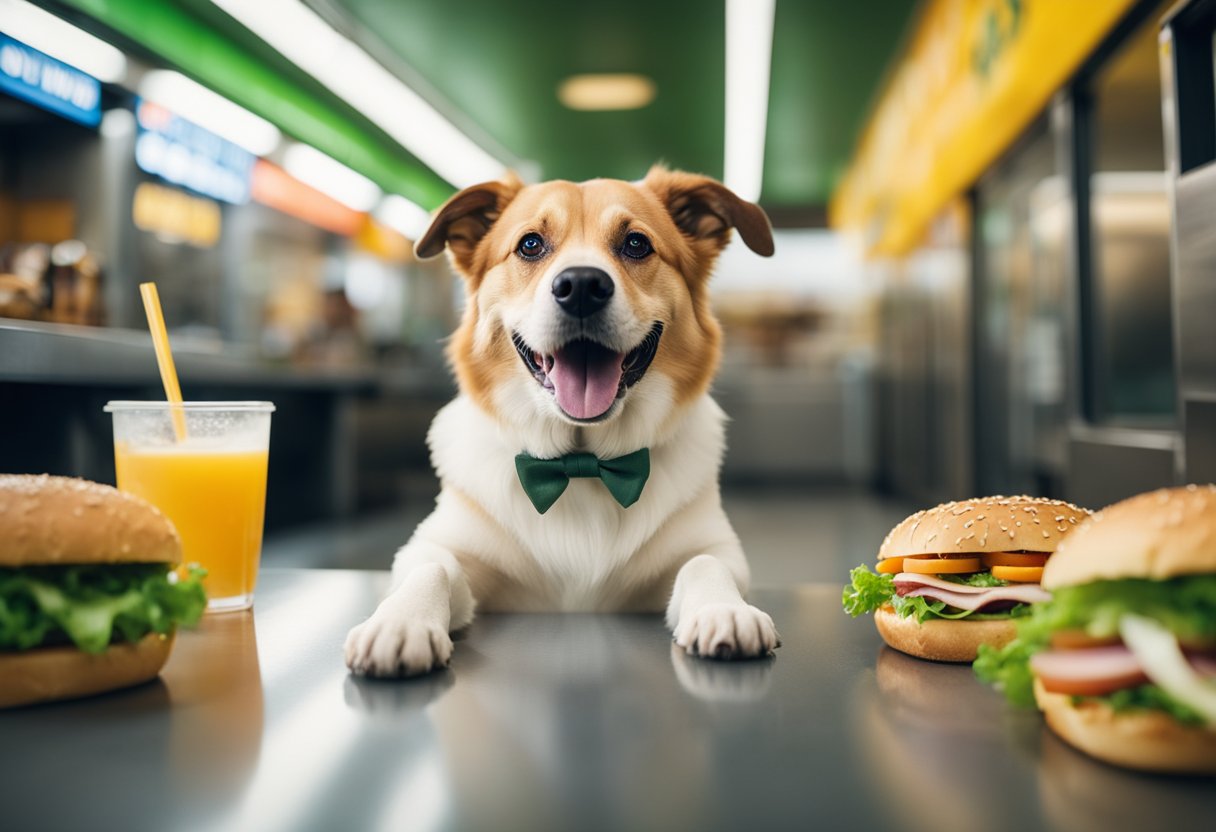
[516,233,545,260]
[622,232,653,260]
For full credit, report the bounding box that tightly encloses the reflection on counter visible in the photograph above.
[1037,725,1216,832]
[164,612,265,807]
[670,644,775,703]
[854,647,1043,832]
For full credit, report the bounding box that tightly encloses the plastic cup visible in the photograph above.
[105,401,274,612]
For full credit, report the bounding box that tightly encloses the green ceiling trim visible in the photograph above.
[338,0,726,187]
[58,0,453,209]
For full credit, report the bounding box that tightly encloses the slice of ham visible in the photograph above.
[894,572,1024,594]
[1032,644,1216,697]
[893,573,1051,612]
[1032,646,1149,696]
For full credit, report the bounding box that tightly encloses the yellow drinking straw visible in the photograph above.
[139,282,187,441]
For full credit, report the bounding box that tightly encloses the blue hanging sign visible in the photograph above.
[134,98,253,204]
[0,33,102,127]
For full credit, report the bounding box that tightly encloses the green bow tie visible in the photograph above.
[514,448,650,514]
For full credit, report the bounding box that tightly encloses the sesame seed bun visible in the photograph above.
[874,605,1017,663]
[1034,679,1216,775]
[1,475,184,709]
[879,495,1092,560]
[0,474,181,567]
[1042,484,1216,590]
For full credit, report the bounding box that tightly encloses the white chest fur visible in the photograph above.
[425,387,727,608]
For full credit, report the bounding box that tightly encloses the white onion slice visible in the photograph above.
[1118,614,1216,726]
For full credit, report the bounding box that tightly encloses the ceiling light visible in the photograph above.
[208,0,509,188]
[724,0,775,203]
[0,0,127,83]
[139,70,281,157]
[284,143,381,212]
[374,194,432,241]
[558,74,656,111]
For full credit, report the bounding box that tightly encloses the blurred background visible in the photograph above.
[2,0,1213,581]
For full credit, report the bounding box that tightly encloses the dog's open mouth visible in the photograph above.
[512,323,664,421]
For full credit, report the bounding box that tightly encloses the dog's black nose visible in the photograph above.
[552,267,614,318]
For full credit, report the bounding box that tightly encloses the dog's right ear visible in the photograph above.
[414,175,523,275]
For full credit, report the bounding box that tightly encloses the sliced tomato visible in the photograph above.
[1050,630,1122,650]
[990,564,1044,583]
[901,556,982,574]
[1032,646,1149,696]
[902,553,983,559]
[981,551,1049,568]
[876,557,903,574]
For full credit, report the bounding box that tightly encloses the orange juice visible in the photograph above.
[115,444,269,607]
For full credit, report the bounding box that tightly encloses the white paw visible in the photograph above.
[673,603,780,660]
[344,613,453,678]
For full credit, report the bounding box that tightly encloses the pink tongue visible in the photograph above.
[550,340,624,420]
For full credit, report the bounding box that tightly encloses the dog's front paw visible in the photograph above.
[344,613,453,678]
[673,603,780,660]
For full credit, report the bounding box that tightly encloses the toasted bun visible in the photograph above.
[1043,484,1216,590]
[1034,678,1216,774]
[874,605,1017,662]
[0,633,175,708]
[879,495,1091,559]
[0,474,180,567]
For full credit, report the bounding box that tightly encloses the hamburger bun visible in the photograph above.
[1034,679,1216,775]
[880,495,1091,560]
[1028,484,1216,773]
[871,495,1088,662]
[0,474,181,567]
[875,605,1017,663]
[0,633,175,709]
[1043,484,1216,590]
[1,474,184,708]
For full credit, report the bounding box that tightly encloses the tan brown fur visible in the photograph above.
[417,167,772,421]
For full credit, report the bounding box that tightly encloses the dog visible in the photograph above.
[344,166,779,677]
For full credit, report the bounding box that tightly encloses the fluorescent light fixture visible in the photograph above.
[100,107,135,138]
[140,70,281,157]
[375,194,432,241]
[209,0,508,187]
[558,74,656,111]
[724,0,775,203]
[0,0,127,82]
[283,143,381,212]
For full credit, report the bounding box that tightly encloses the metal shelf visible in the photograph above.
[0,319,377,391]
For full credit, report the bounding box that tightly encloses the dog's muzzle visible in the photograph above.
[512,322,664,422]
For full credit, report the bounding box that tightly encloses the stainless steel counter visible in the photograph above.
[2,569,1213,832]
[0,320,377,389]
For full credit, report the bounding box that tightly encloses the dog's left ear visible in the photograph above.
[642,166,774,258]
[415,174,523,275]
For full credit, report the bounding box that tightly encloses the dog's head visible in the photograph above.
[417,166,773,434]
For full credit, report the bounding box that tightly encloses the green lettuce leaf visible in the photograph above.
[0,563,207,654]
[975,574,1216,712]
[842,565,895,616]
[974,637,1043,707]
[1091,684,1206,726]
[842,564,1029,624]
[942,571,1009,588]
